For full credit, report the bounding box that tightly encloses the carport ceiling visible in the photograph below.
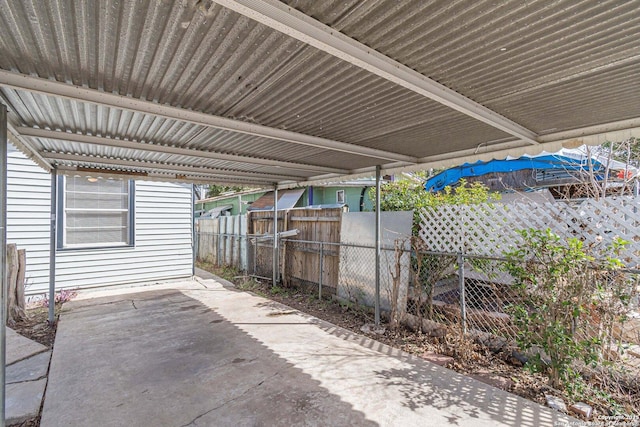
[1,0,639,187]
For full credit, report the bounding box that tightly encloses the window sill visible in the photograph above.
[56,244,135,252]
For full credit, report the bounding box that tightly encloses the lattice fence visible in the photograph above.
[419,196,640,266]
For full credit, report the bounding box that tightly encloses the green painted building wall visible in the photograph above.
[196,191,266,216]
[303,186,374,211]
[196,185,375,216]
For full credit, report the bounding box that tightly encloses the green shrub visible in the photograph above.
[503,228,633,390]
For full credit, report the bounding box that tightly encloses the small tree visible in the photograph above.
[371,178,495,235]
[206,185,247,198]
[503,229,634,390]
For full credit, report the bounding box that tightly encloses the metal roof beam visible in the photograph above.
[214,0,540,146]
[6,123,52,171]
[17,127,339,176]
[537,117,640,144]
[0,71,417,163]
[55,165,270,187]
[42,152,295,184]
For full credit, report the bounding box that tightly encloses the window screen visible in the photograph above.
[336,190,345,204]
[61,176,133,247]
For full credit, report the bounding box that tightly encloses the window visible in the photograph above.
[58,176,134,249]
[336,190,345,204]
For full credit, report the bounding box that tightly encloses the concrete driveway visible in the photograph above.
[41,275,571,427]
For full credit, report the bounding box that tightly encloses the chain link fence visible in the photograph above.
[247,234,274,281]
[196,230,640,360]
[408,250,639,351]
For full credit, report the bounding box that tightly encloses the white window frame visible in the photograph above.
[336,189,345,204]
[57,176,135,250]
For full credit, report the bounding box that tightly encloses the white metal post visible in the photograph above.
[318,242,324,300]
[375,165,381,326]
[48,168,57,324]
[1,102,8,427]
[272,186,278,286]
[191,184,196,276]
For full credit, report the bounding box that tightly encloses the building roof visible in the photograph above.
[198,205,235,219]
[196,188,267,205]
[1,1,639,187]
[247,188,306,211]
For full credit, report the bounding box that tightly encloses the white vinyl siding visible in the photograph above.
[56,180,193,289]
[6,148,193,295]
[6,150,52,295]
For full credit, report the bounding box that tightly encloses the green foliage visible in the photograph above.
[502,229,634,390]
[600,137,640,167]
[206,185,246,198]
[374,178,493,211]
[269,285,289,296]
[370,178,497,234]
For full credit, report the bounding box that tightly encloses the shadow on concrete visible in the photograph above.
[308,317,569,427]
[42,289,377,427]
[372,364,558,427]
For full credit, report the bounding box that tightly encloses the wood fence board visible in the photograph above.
[280,208,342,289]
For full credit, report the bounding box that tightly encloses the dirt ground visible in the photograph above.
[11,307,57,348]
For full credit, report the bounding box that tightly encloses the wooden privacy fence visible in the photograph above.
[247,207,343,289]
[281,208,342,293]
[246,209,286,279]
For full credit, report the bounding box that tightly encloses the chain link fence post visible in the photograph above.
[216,220,222,267]
[253,236,257,277]
[319,242,324,299]
[458,253,467,334]
[194,226,199,265]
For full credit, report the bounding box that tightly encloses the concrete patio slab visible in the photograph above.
[42,278,573,427]
[6,378,47,425]
[6,350,51,384]
[6,327,48,365]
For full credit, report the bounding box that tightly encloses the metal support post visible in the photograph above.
[253,236,257,277]
[458,253,467,334]
[191,184,196,276]
[375,165,381,326]
[48,169,57,324]
[318,242,324,299]
[272,186,278,286]
[217,219,222,267]
[1,102,8,427]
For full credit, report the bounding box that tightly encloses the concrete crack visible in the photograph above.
[131,300,137,309]
[178,372,278,427]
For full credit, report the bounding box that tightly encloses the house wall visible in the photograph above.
[307,186,374,211]
[7,148,193,295]
[7,148,52,295]
[197,191,266,215]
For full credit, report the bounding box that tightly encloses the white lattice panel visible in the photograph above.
[419,197,640,266]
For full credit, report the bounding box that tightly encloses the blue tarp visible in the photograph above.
[424,155,606,192]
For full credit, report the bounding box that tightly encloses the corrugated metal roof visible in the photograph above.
[248,188,305,210]
[0,0,638,186]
